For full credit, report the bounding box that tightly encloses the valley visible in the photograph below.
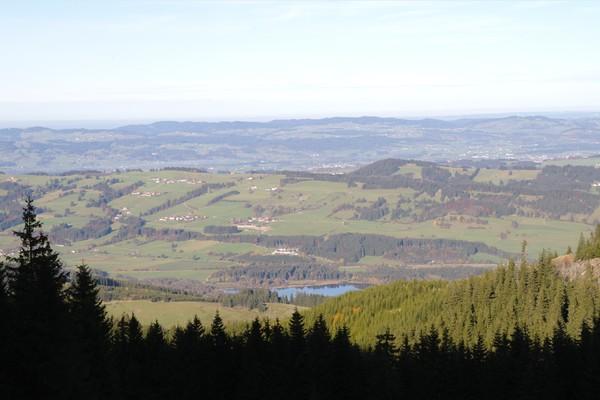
[1,156,598,304]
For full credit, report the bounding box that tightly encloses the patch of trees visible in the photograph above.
[211,263,350,286]
[206,190,240,205]
[86,180,145,207]
[354,197,389,220]
[138,277,214,297]
[216,233,512,264]
[204,225,241,234]
[93,273,205,302]
[219,288,280,311]
[221,288,328,308]
[330,202,354,215]
[297,233,509,263]
[141,182,234,216]
[159,166,208,173]
[363,265,491,281]
[50,218,113,244]
[532,190,600,217]
[40,178,78,192]
[419,196,517,220]
[421,165,452,182]
[289,292,328,307]
[350,158,433,177]
[104,216,146,243]
[58,169,103,176]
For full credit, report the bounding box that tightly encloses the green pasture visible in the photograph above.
[105,300,303,328]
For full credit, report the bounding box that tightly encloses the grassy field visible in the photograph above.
[543,157,600,167]
[105,300,303,328]
[0,163,596,283]
[473,168,539,184]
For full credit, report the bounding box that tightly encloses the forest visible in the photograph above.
[2,199,600,399]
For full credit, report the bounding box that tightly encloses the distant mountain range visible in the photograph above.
[1,115,600,173]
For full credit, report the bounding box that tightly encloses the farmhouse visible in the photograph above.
[272,247,299,256]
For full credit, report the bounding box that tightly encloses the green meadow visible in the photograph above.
[0,162,596,283]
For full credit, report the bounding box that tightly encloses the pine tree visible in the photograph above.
[333,326,351,350]
[576,233,587,260]
[289,308,306,351]
[210,311,228,348]
[375,328,398,360]
[307,314,331,365]
[8,197,67,304]
[146,320,167,353]
[5,197,72,397]
[68,264,112,398]
[144,320,170,399]
[245,317,264,349]
[128,313,144,352]
[184,315,205,346]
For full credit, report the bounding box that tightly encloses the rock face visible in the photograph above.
[552,254,600,280]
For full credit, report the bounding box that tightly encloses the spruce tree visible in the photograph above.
[6,197,71,397]
[210,311,228,348]
[184,315,205,345]
[127,314,144,353]
[375,328,398,360]
[307,314,331,352]
[576,233,587,260]
[144,321,170,399]
[146,320,167,354]
[68,264,112,398]
[289,308,306,350]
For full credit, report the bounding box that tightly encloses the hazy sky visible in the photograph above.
[1,0,600,123]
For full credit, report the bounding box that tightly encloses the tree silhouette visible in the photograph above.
[5,197,71,398]
[69,263,112,398]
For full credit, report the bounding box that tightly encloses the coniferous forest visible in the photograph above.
[3,199,600,399]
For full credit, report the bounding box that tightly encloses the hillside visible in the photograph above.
[1,158,599,296]
[2,116,600,173]
[306,254,600,347]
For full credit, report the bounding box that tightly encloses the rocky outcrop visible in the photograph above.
[552,254,600,280]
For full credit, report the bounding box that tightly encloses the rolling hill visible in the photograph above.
[1,156,599,298]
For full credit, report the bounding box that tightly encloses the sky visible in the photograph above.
[1,0,600,125]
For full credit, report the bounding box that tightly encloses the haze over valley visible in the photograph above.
[3,115,600,173]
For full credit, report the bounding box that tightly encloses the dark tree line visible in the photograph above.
[3,199,600,399]
[141,182,234,216]
[86,180,145,207]
[50,217,113,244]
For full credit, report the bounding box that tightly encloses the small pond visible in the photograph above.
[274,284,368,299]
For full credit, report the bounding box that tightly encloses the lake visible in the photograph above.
[274,284,367,299]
